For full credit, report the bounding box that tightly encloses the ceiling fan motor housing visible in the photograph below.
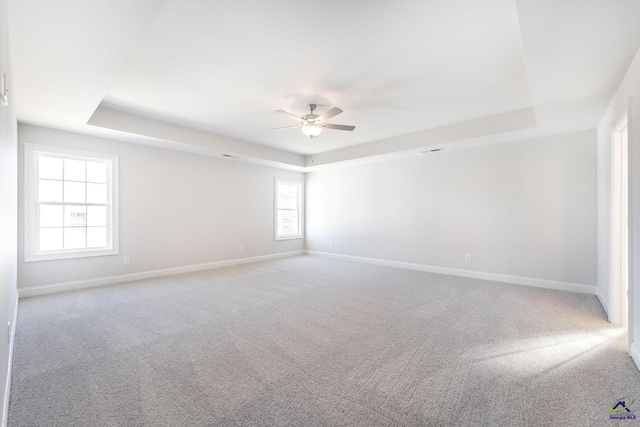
[304,104,319,123]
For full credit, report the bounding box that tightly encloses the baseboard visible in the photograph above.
[3,294,18,427]
[596,286,611,320]
[306,251,596,295]
[18,248,597,297]
[18,251,305,298]
[631,341,640,372]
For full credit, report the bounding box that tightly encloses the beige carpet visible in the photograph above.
[9,255,640,426]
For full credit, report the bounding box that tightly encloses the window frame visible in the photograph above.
[274,178,304,241]
[24,143,119,262]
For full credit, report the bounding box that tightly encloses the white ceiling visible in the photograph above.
[7,0,640,170]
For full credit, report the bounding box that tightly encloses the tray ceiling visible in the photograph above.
[8,0,640,169]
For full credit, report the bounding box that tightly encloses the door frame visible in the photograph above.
[610,104,629,327]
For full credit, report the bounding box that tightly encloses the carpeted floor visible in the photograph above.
[9,255,640,426]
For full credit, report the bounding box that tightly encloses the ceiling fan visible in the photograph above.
[273,104,355,138]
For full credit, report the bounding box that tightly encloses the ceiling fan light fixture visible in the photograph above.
[274,104,354,138]
[301,124,322,137]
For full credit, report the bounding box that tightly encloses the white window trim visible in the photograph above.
[24,143,119,262]
[275,178,304,241]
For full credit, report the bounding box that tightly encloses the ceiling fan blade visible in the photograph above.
[318,107,343,122]
[271,124,302,131]
[322,123,355,131]
[276,110,302,122]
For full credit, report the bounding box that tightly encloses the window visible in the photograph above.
[24,144,119,262]
[275,178,303,240]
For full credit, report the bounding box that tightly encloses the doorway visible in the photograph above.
[611,110,628,326]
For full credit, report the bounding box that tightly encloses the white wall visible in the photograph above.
[0,0,18,423]
[598,46,640,367]
[307,130,597,289]
[17,125,304,291]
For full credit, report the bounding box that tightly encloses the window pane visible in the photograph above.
[38,179,63,202]
[87,183,107,204]
[276,183,286,196]
[277,210,299,235]
[40,205,63,228]
[64,228,86,249]
[40,228,63,251]
[87,162,107,183]
[277,222,299,236]
[87,206,107,227]
[279,196,297,209]
[64,159,86,181]
[64,181,86,203]
[65,206,87,227]
[38,156,63,180]
[277,183,299,210]
[277,222,291,236]
[87,227,107,248]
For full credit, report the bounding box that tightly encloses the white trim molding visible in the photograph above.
[630,341,640,372]
[18,251,304,298]
[307,251,597,295]
[596,286,611,319]
[3,295,18,427]
[274,178,304,241]
[23,143,120,262]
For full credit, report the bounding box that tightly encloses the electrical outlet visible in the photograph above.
[123,257,130,265]
[238,245,243,253]
[464,254,472,262]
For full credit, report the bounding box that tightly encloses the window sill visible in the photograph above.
[25,248,119,262]
[275,235,303,241]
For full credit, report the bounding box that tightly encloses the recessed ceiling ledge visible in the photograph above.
[87,106,307,169]
[306,107,537,167]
